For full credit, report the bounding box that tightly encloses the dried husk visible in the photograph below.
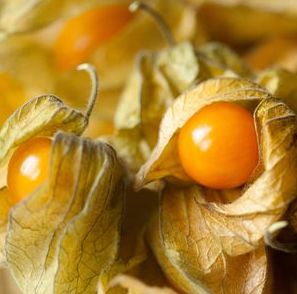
[198,42,250,77]
[148,191,276,294]
[0,94,89,267]
[4,132,125,293]
[148,186,271,294]
[113,43,247,173]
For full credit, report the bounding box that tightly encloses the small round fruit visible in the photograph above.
[54,4,133,70]
[178,101,259,189]
[7,137,52,204]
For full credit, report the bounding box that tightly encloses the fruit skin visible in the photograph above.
[54,4,133,70]
[177,102,259,189]
[7,137,52,204]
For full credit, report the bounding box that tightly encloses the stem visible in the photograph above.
[77,63,99,121]
[129,1,176,47]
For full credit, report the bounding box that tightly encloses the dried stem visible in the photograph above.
[77,63,99,121]
[129,1,176,47]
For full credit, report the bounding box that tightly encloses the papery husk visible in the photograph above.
[195,2,297,45]
[198,42,250,77]
[4,132,125,293]
[148,186,271,294]
[113,42,199,172]
[0,93,89,267]
[113,44,247,173]
[135,78,272,187]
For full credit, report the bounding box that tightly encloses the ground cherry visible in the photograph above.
[7,137,52,204]
[54,4,133,70]
[178,102,259,189]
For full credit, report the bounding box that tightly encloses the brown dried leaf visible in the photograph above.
[5,132,125,293]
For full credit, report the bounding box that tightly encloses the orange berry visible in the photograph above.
[178,102,259,189]
[54,4,133,70]
[7,137,52,204]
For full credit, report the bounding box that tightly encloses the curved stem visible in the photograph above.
[77,63,99,121]
[129,1,176,47]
